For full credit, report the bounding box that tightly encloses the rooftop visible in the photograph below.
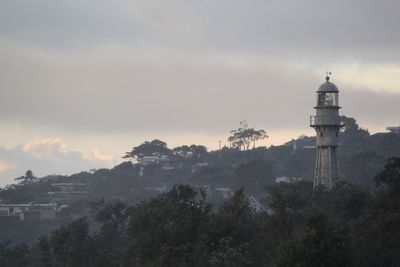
[317,76,339,92]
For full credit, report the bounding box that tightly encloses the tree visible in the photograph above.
[92,200,130,237]
[342,151,386,185]
[49,217,96,267]
[14,170,37,185]
[235,160,274,190]
[352,158,400,266]
[374,157,400,195]
[122,139,171,161]
[126,185,212,266]
[228,121,268,150]
[266,182,312,240]
[0,239,30,267]
[91,200,130,267]
[208,189,258,267]
[36,236,52,267]
[340,116,369,143]
[275,211,353,267]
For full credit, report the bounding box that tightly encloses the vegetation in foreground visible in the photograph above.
[1,157,400,267]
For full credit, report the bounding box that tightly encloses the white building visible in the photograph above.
[387,126,400,134]
[0,203,57,221]
[275,176,303,183]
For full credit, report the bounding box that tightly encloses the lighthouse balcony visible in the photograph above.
[310,115,345,127]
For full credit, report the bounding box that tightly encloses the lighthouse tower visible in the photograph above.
[310,75,344,190]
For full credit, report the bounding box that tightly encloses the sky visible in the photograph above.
[1,0,400,186]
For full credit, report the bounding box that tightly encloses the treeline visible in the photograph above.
[2,117,400,207]
[2,158,400,267]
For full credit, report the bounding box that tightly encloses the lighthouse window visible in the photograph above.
[317,92,339,107]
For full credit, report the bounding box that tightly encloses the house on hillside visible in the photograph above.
[48,183,88,202]
[387,126,400,134]
[191,162,209,173]
[275,176,303,183]
[0,203,57,221]
[285,136,316,152]
[136,155,174,176]
[199,186,233,200]
[138,155,171,167]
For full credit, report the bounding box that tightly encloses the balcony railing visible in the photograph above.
[310,115,345,127]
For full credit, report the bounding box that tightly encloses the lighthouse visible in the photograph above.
[310,74,344,190]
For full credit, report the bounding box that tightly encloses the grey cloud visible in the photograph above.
[0,44,399,136]
[1,0,399,181]
[1,0,400,62]
[342,89,400,127]
[0,0,399,149]
[191,0,400,62]
[186,0,400,53]
[0,0,142,47]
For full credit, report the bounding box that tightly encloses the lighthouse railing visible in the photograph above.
[310,115,345,127]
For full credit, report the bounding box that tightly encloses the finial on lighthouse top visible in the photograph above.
[325,71,331,82]
[318,72,338,92]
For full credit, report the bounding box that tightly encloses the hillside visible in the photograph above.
[1,123,400,244]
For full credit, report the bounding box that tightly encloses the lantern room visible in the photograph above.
[315,76,340,108]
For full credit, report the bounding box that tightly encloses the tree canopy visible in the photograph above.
[3,157,400,266]
[228,121,268,150]
[123,139,171,160]
[340,116,370,143]
[14,170,37,185]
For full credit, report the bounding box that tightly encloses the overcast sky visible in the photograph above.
[1,0,400,185]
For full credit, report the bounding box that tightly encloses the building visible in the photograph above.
[138,155,170,166]
[248,196,266,213]
[136,155,173,176]
[48,183,88,202]
[310,75,345,190]
[51,183,85,191]
[197,186,233,200]
[275,176,302,183]
[387,126,400,134]
[0,203,57,221]
[191,162,209,173]
[285,136,316,152]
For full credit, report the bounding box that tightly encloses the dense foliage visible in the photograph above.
[1,157,400,266]
[1,118,400,265]
[123,139,171,161]
[1,125,400,245]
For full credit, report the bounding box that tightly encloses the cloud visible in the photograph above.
[90,148,114,163]
[0,42,399,137]
[0,138,115,187]
[0,0,135,46]
[331,63,400,93]
[0,0,399,169]
[1,0,400,59]
[187,0,400,61]
[122,0,207,48]
[0,160,15,172]
[23,138,69,158]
